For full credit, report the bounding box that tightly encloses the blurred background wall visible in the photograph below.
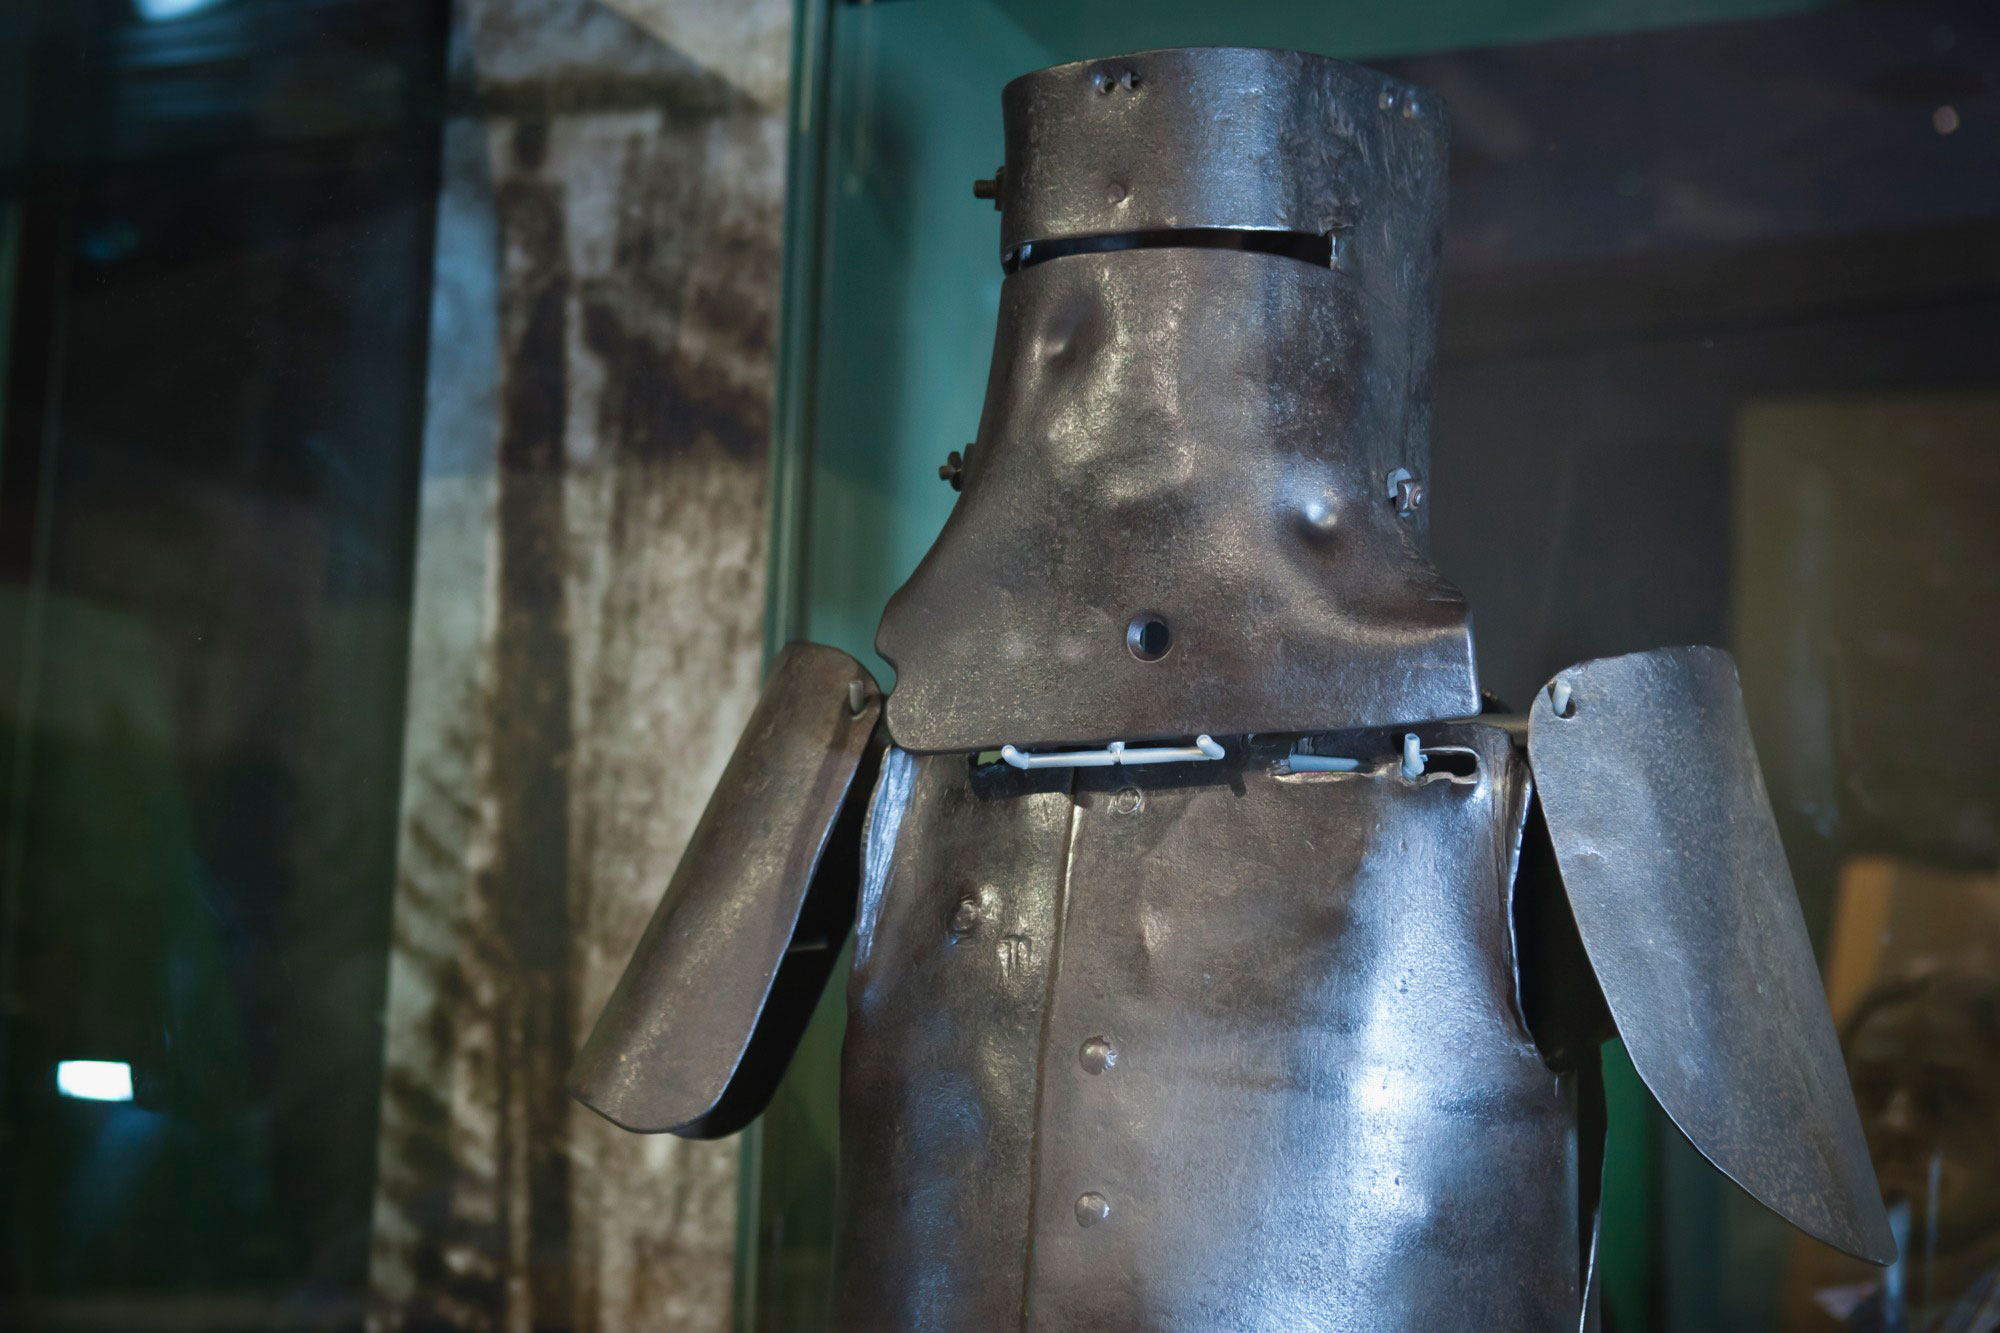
[0,0,786,1328]
[365,0,787,1329]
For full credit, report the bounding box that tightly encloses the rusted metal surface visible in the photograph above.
[836,728,1588,1329]
[368,0,788,1327]
[571,642,881,1136]
[1528,645,1895,1264]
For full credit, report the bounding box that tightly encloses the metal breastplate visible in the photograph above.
[834,725,1582,1330]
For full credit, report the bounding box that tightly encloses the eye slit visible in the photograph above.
[1422,748,1480,779]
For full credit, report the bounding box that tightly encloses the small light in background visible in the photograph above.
[1933,105,1961,136]
[132,0,225,21]
[56,1060,134,1102]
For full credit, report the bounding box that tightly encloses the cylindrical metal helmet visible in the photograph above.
[877,48,1477,754]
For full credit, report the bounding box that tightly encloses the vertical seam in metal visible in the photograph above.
[1018,776,1081,1330]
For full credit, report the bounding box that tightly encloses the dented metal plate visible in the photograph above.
[1528,646,1893,1263]
[568,642,881,1137]
[879,47,1475,754]
[876,245,1477,753]
[836,728,1586,1329]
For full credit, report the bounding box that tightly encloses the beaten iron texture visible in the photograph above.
[880,49,1474,755]
[569,642,882,1136]
[1529,647,1895,1264]
[877,247,1476,754]
[836,728,1585,1330]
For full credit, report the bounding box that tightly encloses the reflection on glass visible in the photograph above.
[55,1061,136,1103]
[1820,968,2000,1332]
[1789,853,2000,1333]
[1,0,445,1325]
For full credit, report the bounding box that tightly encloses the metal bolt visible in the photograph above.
[846,679,868,716]
[939,449,966,491]
[1119,69,1140,91]
[1385,467,1424,517]
[1080,1036,1118,1074]
[971,165,1002,210]
[1092,69,1115,94]
[1075,1192,1111,1227]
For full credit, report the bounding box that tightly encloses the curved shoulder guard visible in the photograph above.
[1528,646,1893,1264]
[568,642,882,1137]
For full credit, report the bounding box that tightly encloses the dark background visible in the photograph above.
[0,0,448,1324]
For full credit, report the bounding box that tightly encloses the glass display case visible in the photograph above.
[2,0,1995,1329]
[1,0,447,1327]
[756,2,2000,1330]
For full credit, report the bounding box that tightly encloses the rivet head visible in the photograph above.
[1079,1036,1118,1074]
[1106,181,1127,204]
[1378,87,1397,111]
[1299,496,1338,534]
[1075,1192,1111,1227]
[1110,787,1143,817]
[1091,69,1115,94]
[950,897,982,937]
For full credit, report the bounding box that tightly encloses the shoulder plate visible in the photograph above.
[1528,646,1893,1263]
[568,642,881,1137]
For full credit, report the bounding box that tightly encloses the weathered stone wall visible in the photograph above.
[368,1,786,1327]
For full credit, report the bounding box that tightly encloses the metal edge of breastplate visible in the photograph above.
[1527,645,1894,1264]
[997,47,1446,255]
[568,641,882,1137]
